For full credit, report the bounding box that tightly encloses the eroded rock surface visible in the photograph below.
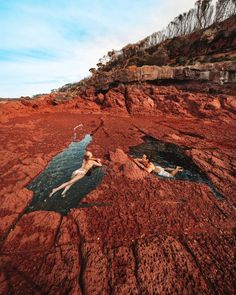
[0,97,235,294]
[81,62,236,91]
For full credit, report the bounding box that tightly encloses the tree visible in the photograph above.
[95,0,235,70]
[195,0,214,29]
[89,68,96,74]
[215,0,236,22]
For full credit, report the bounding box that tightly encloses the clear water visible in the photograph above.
[27,135,104,215]
[129,135,224,199]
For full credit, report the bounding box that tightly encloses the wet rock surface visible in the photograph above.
[0,86,236,294]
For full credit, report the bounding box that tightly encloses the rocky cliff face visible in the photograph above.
[0,14,236,295]
[74,62,236,92]
[96,15,236,72]
[58,15,236,96]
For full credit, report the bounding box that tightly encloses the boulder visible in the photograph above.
[109,148,147,180]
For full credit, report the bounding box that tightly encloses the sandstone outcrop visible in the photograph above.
[81,62,236,91]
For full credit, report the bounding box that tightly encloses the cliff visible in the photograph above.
[77,62,236,91]
[58,15,236,95]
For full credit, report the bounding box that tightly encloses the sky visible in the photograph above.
[0,0,197,98]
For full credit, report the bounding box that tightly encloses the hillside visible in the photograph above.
[97,15,236,71]
[57,15,235,93]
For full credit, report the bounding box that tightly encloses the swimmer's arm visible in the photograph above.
[143,166,154,173]
[91,157,102,163]
[165,168,175,171]
[136,161,154,173]
[134,159,146,169]
[92,159,102,167]
[165,167,183,172]
[91,157,100,161]
[134,158,143,163]
[134,158,143,165]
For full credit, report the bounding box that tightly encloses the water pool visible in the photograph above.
[27,135,104,215]
[129,135,224,199]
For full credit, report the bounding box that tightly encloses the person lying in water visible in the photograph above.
[134,154,149,167]
[49,151,102,197]
[134,154,183,177]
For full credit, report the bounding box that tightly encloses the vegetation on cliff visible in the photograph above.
[57,0,236,95]
[95,0,236,72]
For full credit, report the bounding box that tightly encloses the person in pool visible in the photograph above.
[49,151,102,197]
[134,154,183,177]
[133,154,149,168]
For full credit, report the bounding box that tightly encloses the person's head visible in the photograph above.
[84,151,93,161]
[142,154,147,160]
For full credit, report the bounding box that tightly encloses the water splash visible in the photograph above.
[73,124,83,141]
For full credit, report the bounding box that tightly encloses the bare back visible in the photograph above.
[81,158,102,173]
[146,162,156,173]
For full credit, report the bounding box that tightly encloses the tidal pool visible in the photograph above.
[27,134,104,215]
[129,135,224,199]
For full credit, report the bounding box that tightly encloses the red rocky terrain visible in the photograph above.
[0,81,235,294]
[0,12,236,295]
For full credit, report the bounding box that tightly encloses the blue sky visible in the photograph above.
[0,0,196,98]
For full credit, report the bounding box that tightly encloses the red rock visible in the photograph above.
[1,211,61,252]
[0,272,8,295]
[0,83,235,294]
[103,89,126,109]
[0,189,33,236]
[109,148,129,164]
[96,92,105,104]
[82,242,110,294]
[1,16,236,293]
[223,96,236,112]
[205,98,221,110]
[109,148,147,180]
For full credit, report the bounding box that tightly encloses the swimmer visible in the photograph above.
[133,154,149,168]
[134,154,183,177]
[49,151,102,198]
[154,165,183,178]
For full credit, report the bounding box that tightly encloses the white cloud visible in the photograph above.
[0,0,197,98]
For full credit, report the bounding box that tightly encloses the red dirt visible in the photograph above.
[0,86,235,294]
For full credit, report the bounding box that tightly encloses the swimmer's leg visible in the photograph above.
[61,173,85,197]
[61,184,72,197]
[49,180,72,197]
[170,166,183,177]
